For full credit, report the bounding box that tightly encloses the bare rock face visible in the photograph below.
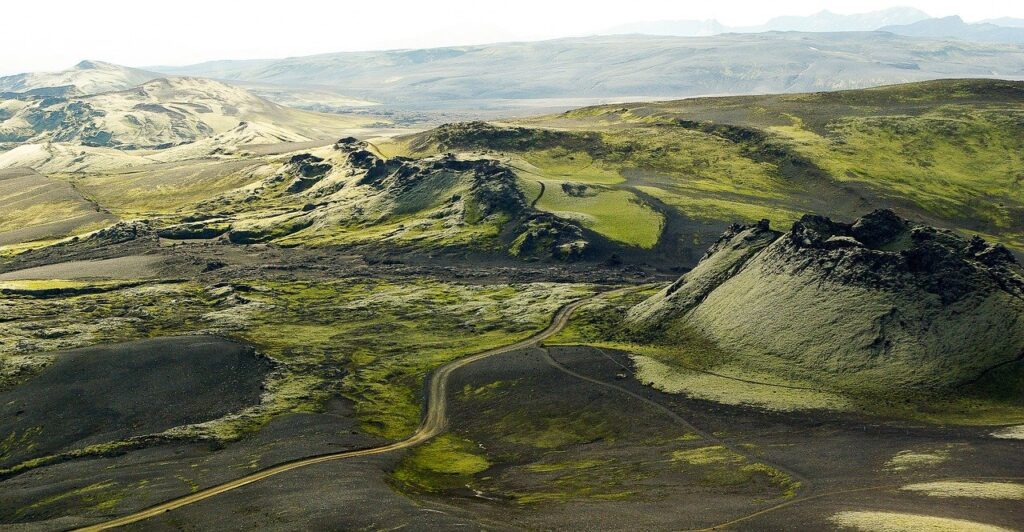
[628,210,1024,395]
[766,210,1024,304]
[283,153,332,193]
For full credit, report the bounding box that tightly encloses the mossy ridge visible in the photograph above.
[71,159,272,218]
[12,80,1024,262]
[548,264,1024,423]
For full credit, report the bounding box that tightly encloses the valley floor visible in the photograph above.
[0,244,1021,531]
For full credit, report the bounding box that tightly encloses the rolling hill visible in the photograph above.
[3,79,1022,269]
[375,78,1024,263]
[0,167,115,246]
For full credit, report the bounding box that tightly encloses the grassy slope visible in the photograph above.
[547,79,1024,249]
[0,169,117,246]
[548,277,1024,425]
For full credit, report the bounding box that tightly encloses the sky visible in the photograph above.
[2,1,1022,75]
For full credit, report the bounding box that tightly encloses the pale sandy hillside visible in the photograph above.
[0,77,377,150]
[0,60,159,96]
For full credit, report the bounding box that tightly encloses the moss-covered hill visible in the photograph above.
[381,79,1024,262]
[626,210,1024,405]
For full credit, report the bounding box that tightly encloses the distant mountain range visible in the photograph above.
[882,16,1024,44]
[605,8,1024,46]
[980,17,1024,28]
[151,33,1024,110]
[5,22,1024,120]
[607,7,930,36]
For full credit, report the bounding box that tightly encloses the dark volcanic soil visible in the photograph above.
[2,344,1022,530]
[0,336,270,470]
[422,345,1024,530]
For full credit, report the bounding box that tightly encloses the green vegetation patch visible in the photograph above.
[510,458,643,504]
[884,447,954,472]
[459,380,514,401]
[516,148,624,185]
[829,511,1013,532]
[901,481,1024,500]
[530,178,663,248]
[390,434,491,493]
[671,445,800,498]
[240,279,593,440]
[496,409,622,449]
[14,480,140,518]
[0,276,592,477]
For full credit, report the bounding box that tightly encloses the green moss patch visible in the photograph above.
[391,434,491,493]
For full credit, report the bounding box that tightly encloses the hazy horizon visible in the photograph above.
[3,0,1024,76]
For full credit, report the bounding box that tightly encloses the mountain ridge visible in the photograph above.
[149,33,1024,111]
[882,16,1024,44]
[607,7,931,36]
[626,210,1024,397]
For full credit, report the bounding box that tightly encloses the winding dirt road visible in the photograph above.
[78,290,618,531]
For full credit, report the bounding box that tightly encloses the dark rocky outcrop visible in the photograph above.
[156,222,230,240]
[328,140,596,261]
[763,210,1024,304]
[409,121,604,154]
[84,220,156,245]
[283,153,333,193]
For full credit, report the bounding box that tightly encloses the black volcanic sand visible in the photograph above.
[0,336,270,470]
[0,395,387,529]
[4,344,1023,530]
[413,346,1024,530]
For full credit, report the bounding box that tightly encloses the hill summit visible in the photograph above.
[0,60,159,96]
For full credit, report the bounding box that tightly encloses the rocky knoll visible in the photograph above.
[208,138,592,259]
[628,210,1024,395]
